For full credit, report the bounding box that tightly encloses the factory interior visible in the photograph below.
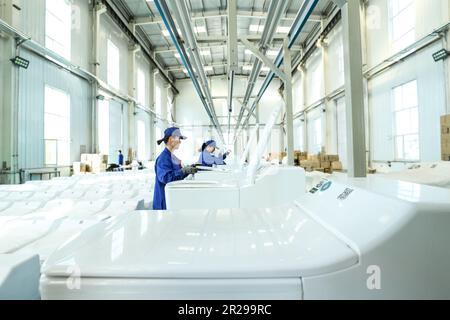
[1,0,450,301]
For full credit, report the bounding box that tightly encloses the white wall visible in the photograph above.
[366,0,449,162]
[98,14,129,95]
[11,0,92,70]
[369,42,447,162]
[289,0,450,167]
[366,0,449,68]
[17,49,92,169]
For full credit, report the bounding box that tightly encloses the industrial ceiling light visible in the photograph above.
[10,56,29,69]
[433,49,450,62]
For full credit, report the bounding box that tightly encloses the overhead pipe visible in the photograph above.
[153,0,224,142]
[235,0,289,129]
[236,0,320,133]
[167,0,224,142]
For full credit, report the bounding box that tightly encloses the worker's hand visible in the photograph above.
[182,165,198,176]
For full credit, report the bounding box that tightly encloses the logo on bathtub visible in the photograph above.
[310,179,332,194]
[337,188,354,201]
[320,181,332,192]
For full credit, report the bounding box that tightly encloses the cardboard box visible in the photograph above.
[310,160,321,168]
[441,115,450,126]
[332,161,343,171]
[300,160,312,168]
[442,154,450,161]
[321,161,331,169]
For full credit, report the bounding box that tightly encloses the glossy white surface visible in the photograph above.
[166,166,306,210]
[40,277,302,300]
[298,174,450,299]
[0,253,41,300]
[41,208,357,279]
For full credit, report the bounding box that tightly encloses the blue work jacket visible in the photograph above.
[153,148,186,210]
[198,151,227,167]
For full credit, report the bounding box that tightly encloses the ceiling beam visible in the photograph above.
[134,10,322,25]
[154,43,302,53]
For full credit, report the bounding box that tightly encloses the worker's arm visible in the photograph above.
[156,159,185,184]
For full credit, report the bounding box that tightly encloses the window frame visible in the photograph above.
[44,85,71,167]
[392,80,420,162]
[388,0,416,53]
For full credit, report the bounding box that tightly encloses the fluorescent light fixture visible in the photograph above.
[249,25,264,33]
[261,66,270,72]
[182,68,188,74]
[194,26,207,33]
[277,26,290,33]
[10,56,30,69]
[162,28,181,37]
[204,66,213,72]
[267,50,278,56]
[242,65,253,71]
[245,49,253,55]
[174,53,181,58]
[200,50,211,56]
[433,49,450,62]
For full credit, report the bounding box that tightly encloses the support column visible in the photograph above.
[300,65,309,153]
[0,0,18,183]
[284,38,295,166]
[150,62,157,160]
[335,0,367,177]
[92,2,106,154]
[127,22,140,161]
[255,102,260,144]
[445,1,450,115]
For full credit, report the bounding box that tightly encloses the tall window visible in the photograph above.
[45,0,72,60]
[137,69,146,106]
[393,80,419,161]
[390,0,416,52]
[137,120,146,160]
[312,118,323,154]
[44,86,71,166]
[307,111,323,155]
[98,100,110,155]
[107,39,120,89]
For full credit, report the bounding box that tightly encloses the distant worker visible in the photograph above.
[153,127,198,210]
[118,150,124,166]
[199,140,230,167]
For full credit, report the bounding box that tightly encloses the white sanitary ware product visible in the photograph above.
[0,216,63,254]
[380,161,450,189]
[0,201,12,213]
[0,253,41,300]
[16,218,108,262]
[99,200,142,217]
[166,166,306,210]
[40,175,450,300]
[59,189,87,200]
[40,208,357,300]
[0,201,44,217]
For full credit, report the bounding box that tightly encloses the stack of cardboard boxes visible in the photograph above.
[442,115,450,161]
[294,151,308,166]
[73,154,109,175]
[298,152,343,173]
[268,152,287,163]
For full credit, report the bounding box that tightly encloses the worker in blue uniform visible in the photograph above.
[118,150,124,165]
[118,150,124,171]
[198,140,230,167]
[153,127,198,210]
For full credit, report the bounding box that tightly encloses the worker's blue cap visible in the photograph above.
[157,127,187,145]
[205,140,219,149]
